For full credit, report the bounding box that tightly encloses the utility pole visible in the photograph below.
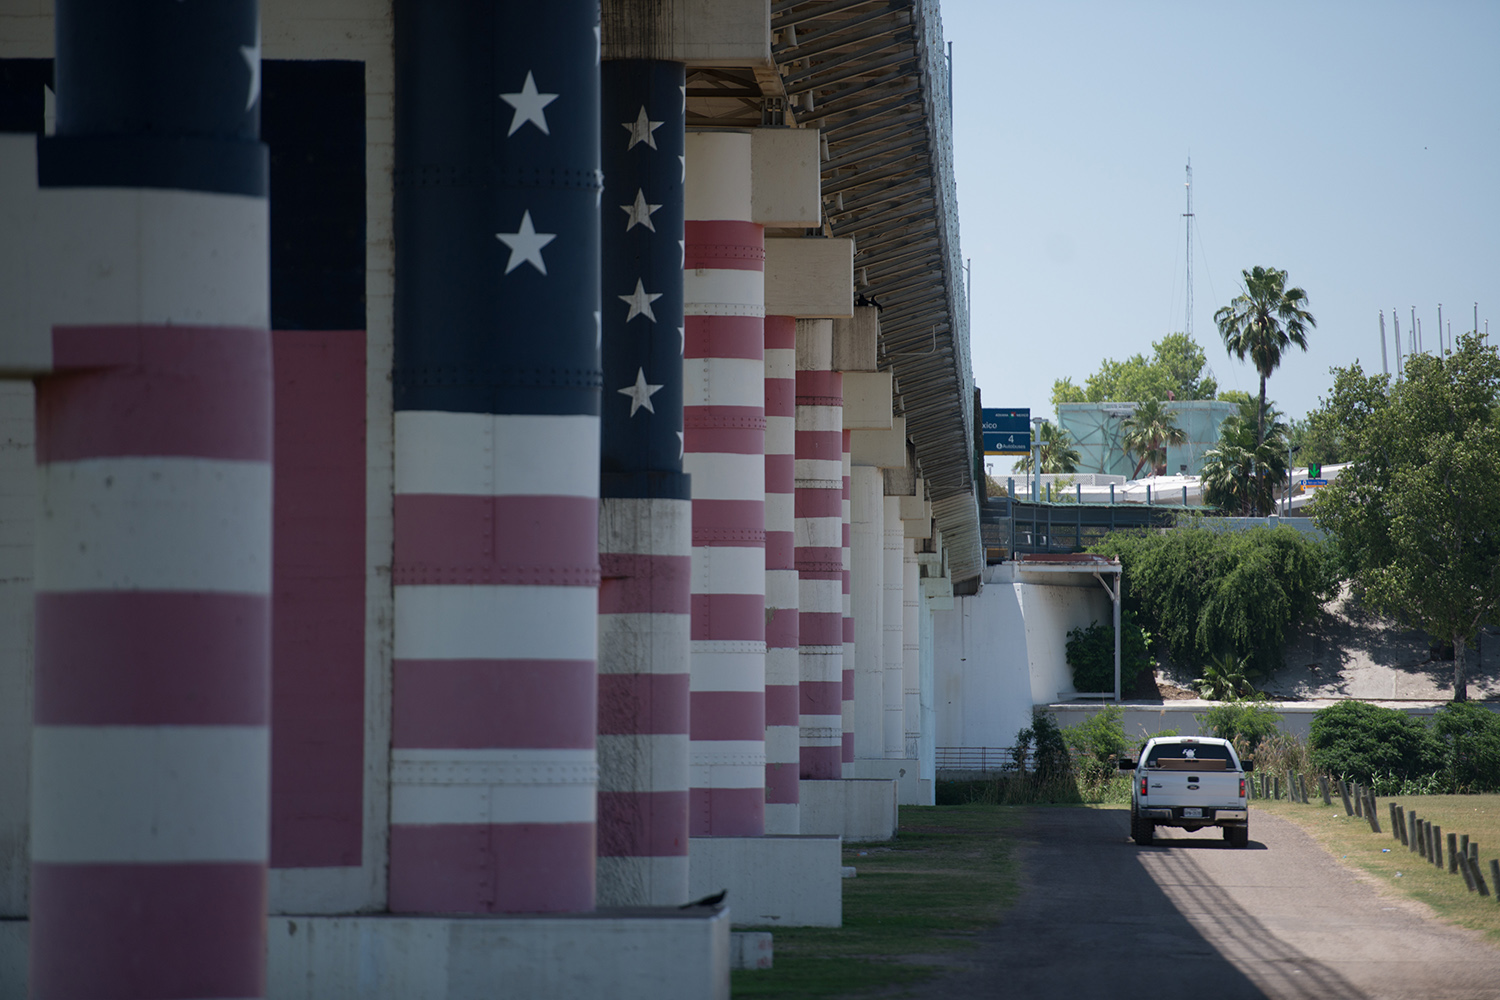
[1183,159,1193,336]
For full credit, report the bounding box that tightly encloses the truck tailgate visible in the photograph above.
[1144,771,1241,813]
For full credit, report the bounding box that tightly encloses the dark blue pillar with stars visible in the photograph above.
[390,0,604,915]
[394,0,601,417]
[600,59,687,499]
[41,0,267,195]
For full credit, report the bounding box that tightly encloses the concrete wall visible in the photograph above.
[933,564,1110,749]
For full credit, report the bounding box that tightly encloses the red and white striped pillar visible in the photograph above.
[903,535,922,760]
[841,433,856,771]
[763,315,801,833]
[883,495,906,758]
[795,320,844,780]
[27,2,271,995]
[684,131,766,836]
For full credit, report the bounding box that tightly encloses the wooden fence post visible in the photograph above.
[1449,833,1460,874]
[1300,775,1310,804]
[1337,780,1354,816]
[1319,775,1332,806]
[1273,776,1280,800]
[1409,811,1420,853]
[1489,860,1500,901]
[1389,803,1401,840]
[1433,824,1443,867]
[1459,852,1478,892]
[1473,854,1491,897]
[1396,805,1408,845]
[1365,793,1381,833]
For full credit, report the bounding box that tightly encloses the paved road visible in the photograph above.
[904,808,1500,1000]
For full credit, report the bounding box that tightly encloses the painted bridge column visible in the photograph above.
[26,2,271,995]
[597,58,692,906]
[882,495,906,758]
[850,466,885,760]
[763,315,801,833]
[795,320,844,779]
[842,432,856,772]
[684,131,766,836]
[391,1,601,913]
[903,537,921,760]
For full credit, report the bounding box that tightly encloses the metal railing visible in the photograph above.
[935,746,1020,773]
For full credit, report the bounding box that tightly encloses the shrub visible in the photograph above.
[1065,611,1152,693]
[1238,730,1312,782]
[1309,700,1443,785]
[1064,706,1128,795]
[1430,701,1500,793]
[1197,702,1283,754]
[1014,709,1070,780]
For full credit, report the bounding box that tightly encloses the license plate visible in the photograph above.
[1182,808,1202,819]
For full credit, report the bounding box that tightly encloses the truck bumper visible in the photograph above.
[1141,807,1247,822]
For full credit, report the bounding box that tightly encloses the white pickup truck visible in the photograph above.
[1122,736,1251,848]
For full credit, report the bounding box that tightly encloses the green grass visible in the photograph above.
[731,804,1022,998]
[1258,792,1500,943]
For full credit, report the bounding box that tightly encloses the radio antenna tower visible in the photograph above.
[1183,159,1193,336]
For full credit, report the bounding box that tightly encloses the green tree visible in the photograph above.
[1313,336,1500,701]
[1289,365,1379,467]
[1120,399,1188,478]
[1011,420,1081,474]
[1200,399,1289,515]
[1090,523,1333,677]
[1214,266,1316,451]
[1050,332,1219,407]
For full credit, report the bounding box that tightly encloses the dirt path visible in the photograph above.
[902,808,1500,1000]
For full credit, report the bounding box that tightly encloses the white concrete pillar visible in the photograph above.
[840,436,855,773]
[902,538,921,761]
[881,496,905,758]
[850,467,885,760]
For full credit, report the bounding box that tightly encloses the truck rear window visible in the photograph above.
[1146,744,1234,770]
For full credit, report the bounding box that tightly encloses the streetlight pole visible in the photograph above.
[1031,416,1045,503]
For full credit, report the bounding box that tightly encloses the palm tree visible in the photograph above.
[1011,421,1081,474]
[1214,266,1316,450]
[1201,399,1290,515]
[1120,399,1188,479]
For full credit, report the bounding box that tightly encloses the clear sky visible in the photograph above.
[945,0,1499,432]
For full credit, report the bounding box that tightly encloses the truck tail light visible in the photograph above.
[1240,778,1246,798]
[1140,774,1148,797]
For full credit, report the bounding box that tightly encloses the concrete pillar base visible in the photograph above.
[2,912,732,999]
[730,930,774,970]
[265,910,728,1000]
[798,779,897,841]
[689,835,842,927]
[848,757,930,805]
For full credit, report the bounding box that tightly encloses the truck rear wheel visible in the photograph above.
[1131,810,1154,846]
[1225,825,1249,849]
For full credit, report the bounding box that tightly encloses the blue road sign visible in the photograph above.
[982,407,1030,455]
